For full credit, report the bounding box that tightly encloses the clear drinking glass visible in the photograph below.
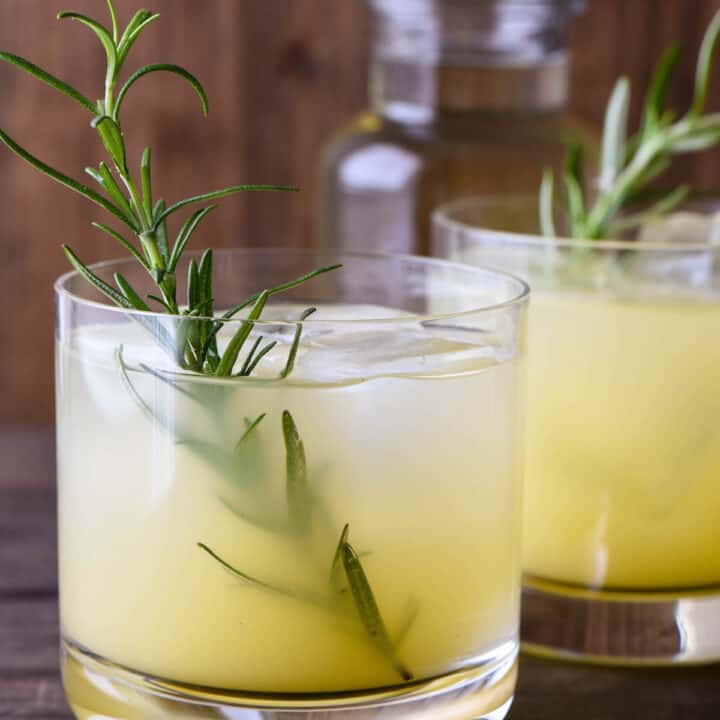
[55,249,528,719]
[433,198,720,665]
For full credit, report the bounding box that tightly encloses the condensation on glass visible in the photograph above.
[318,0,593,256]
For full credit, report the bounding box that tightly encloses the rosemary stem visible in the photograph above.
[119,171,151,229]
[140,230,166,270]
[585,135,666,238]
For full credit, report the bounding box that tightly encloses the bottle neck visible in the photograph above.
[369,0,579,125]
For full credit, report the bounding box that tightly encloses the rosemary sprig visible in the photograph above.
[542,10,720,240]
[1,0,335,378]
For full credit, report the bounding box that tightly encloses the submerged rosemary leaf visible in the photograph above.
[341,540,413,682]
[116,346,164,429]
[197,543,290,596]
[137,363,201,402]
[330,523,350,581]
[198,542,332,610]
[235,413,267,450]
[283,411,310,533]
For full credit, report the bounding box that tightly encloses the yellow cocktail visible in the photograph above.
[524,294,720,589]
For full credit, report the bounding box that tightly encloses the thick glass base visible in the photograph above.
[62,641,517,719]
[522,576,720,665]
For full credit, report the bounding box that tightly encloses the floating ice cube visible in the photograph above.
[283,306,507,383]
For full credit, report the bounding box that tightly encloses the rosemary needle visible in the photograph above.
[341,541,413,682]
[197,543,289,596]
[330,523,351,581]
[283,411,310,533]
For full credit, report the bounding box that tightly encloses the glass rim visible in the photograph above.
[434,196,720,253]
[54,247,530,326]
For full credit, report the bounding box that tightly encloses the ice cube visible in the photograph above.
[288,317,503,383]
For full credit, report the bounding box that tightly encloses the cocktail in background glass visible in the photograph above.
[56,249,528,719]
[434,198,720,665]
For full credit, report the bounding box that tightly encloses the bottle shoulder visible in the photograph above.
[319,109,600,198]
[324,110,598,160]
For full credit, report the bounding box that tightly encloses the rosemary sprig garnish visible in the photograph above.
[541,10,720,240]
[1,0,337,378]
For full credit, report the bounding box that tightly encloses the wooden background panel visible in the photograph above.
[1,0,720,423]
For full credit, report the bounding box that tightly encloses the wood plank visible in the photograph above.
[0,678,71,719]
[0,426,57,592]
[0,426,55,490]
[513,657,720,720]
[0,599,59,676]
[0,487,57,593]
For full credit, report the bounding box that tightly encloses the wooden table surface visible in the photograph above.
[2,426,719,719]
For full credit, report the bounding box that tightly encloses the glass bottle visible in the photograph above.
[318,0,594,256]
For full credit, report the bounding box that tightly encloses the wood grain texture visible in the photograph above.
[1,428,719,719]
[2,0,720,422]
